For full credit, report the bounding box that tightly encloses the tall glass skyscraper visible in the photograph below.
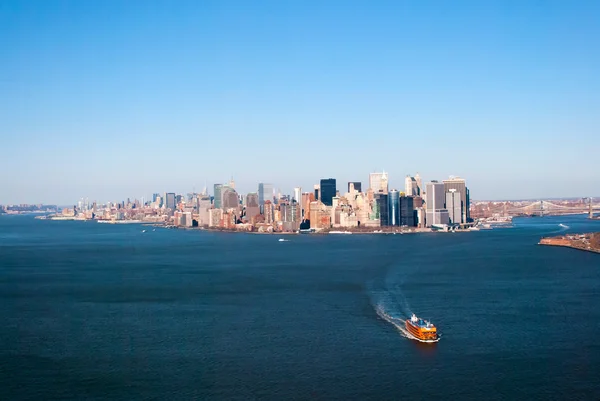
[400,196,415,226]
[258,183,274,206]
[213,184,223,209]
[376,193,389,226]
[388,190,399,226]
[319,178,336,206]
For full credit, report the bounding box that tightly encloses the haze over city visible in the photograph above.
[1,1,599,204]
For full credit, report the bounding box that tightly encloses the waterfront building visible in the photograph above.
[446,189,462,225]
[308,201,331,229]
[442,176,470,223]
[320,178,336,206]
[369,172,389,194]
[258,183,274,206]
[375,193,389,226]
[197,196,211,226]
[400,196,415,227]
[348,182,362,193]
[208,208,223,227]
[389,189,400,226]
[425,181,448,226]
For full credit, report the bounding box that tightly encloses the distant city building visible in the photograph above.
[165,192,176,210]
[320,178,336,206]
[446,189,461,225]
[264,200,274,224]
[314,184,320,201]
[348,182,362,193]
[213,184,223,209]
[425,181,448,226]
[222,188,239,210]
[442,176,470,223]
[369,172,389,194]
[152,193,160,203]
[388,189,400,226]
[375,193,389,226]
[293,187,302,203]
[258,183,274,206]
[400,196,416,227]
[245,192,260,221]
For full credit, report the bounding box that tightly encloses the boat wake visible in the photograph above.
[558,223,570,229]
[369,271,440,343]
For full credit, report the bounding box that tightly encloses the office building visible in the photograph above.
[425,181,448,226]
[258,183,274,206]
[222,188,239,210]
[320,178,336,206]
[293,187,302,203]
[375,193,389,226]
[388,189,400,226]
[245,192,260,221]
[369,172,389,194]
[400,196,415,227]
[348,182,362,193]
[442,176,470,223]
[314,184,320,201]
[165,193,176,210]
[446,189,462,225]
[213,184,223,209]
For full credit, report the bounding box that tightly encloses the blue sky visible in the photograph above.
[1,0,599,204]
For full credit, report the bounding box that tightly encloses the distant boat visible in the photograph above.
[152,229,156,232]
[142,230,146,233]
[559,224,569,229]
[278,238,288,242]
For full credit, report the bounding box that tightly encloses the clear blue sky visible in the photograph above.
[1,0,599,204]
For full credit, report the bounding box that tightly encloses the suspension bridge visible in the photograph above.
[484,198,600,218]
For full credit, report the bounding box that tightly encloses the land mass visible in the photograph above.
[539,232,600,254]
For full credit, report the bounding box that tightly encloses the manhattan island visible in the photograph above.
[27,172,599,234]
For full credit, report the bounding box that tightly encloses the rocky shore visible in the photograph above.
[539,232,600,254]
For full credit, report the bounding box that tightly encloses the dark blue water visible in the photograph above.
[1,215,599,400]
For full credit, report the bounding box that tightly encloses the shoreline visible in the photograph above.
[539,233,600,254]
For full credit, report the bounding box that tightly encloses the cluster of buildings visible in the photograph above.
[68,174,472,232]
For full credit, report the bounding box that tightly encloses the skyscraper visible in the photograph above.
[293,187,302,202]
[165,192,176,210]
[258,183,274,206]
[388,189,400,226]
[222,188,239,210]
[319,178,336,206]
[375,193,389,226]
[405,174,422,196]
[369,172,388,194]
[399,196,415,226]
[348,182,362,193]
[213,184,223,209]
[425,181,448,226]
[446,189,461,224]
[442,176,470,223]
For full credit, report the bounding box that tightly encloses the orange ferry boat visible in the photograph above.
[405,314,438,342]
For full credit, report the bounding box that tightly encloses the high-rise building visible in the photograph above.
[348,182,362,193]
[369,172,389,194]
[213,184,223,209]
[293,187,302,203]
[400,196,415,227]
[258,183,274,206]
[446,189,462,225]
[425,181,448,226]
[314,184,320,201]
[245,192,260,221]
[152,193,160,203]
[320,178,336,206]
[442,176,470,223]
[222,188,239,210]
[405,174,422,196]
[388,189,400,226]
[264,200,274,224]
[165,193,176,210]
[375,193,389,226]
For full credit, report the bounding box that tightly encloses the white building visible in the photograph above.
[369,171,389,194]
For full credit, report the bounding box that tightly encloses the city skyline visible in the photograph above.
[2,1,599,204]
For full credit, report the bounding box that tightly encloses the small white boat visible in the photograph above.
[278,238,288,242]
[142,230,146,233]
[559,224,569,229]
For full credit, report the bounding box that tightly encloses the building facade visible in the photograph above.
[388,189,400,226]
[258,183,274,206]
[320,178,336,206]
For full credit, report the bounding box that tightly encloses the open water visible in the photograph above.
[1,214,599,400]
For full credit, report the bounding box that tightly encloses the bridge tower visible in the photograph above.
[590,197,594,219]
[540,200,544,217]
